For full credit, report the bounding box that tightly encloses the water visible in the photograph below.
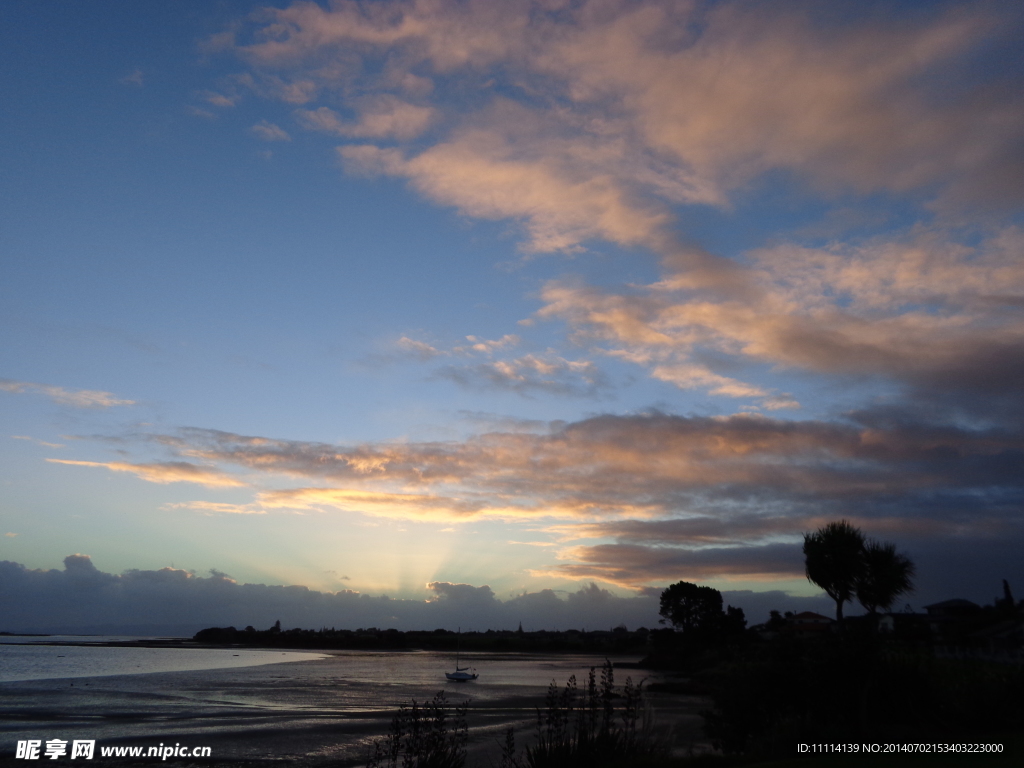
[0,646,709,765]
[0,641,328,683]
[0,635,168,645]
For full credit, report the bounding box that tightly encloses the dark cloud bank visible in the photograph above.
[0,555,835,636]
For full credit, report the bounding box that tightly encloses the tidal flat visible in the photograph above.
[0,645,709,766]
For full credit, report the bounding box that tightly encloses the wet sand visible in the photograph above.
[0,650,710,766]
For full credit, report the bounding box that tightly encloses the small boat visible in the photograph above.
[445,628,478,682]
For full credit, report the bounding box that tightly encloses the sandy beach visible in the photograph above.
[0,648,709,766]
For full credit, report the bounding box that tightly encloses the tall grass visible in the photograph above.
[500,660,666,768]
[367,690,468,768]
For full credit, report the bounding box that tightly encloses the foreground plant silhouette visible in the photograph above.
[499,659,665,768]
[367,690,468,768]
[366,661,664,768]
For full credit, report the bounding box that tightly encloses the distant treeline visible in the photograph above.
[193,623,654,653]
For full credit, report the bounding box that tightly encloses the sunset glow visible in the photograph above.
[2,0,1022,631]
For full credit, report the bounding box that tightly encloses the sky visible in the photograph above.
[2,0,1023,633]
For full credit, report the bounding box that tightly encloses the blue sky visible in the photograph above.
[2,0,1023,631]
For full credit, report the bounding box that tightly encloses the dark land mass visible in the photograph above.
[192,624,653,655]
[4,622,1023,768]
[6,591,1022,768]
[186,616,1024,764]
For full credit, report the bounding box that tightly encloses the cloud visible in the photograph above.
[11,435,65,448]
[508,540,556,547]
[256,486,494,519]
[119,68,143,87]
[426,581,496,605]
[649,364,770,399]
[541,542,809,588]
[435,353,608,398]
[391,335,605,398]
[163,410,1024,520]
[223,0,1022,256]
[115,402,1024,597]
[162,501,266,515]
[1,551,841,631]
[395,336,444,360]
[201,90,238,107]
[217,2,1024,414]
[395,333,519,360]
[46,459,245,488]
[566,513,971,549]
[187,105,217,120]
[0,555,666,633]
[457,335,520,354]
[296,96,434,140]
[0,379,134,408]
[251,120,291,141]
[535,226,1024,413]
[338,134,669,253]
[122,405,1022,593]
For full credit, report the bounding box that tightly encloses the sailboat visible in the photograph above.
[445,627,478,682]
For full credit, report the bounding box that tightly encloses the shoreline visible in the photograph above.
[0,648,712,765]
[2,636,660,668]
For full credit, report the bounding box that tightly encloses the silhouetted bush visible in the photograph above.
[500,659,667,768]
[367,690,468,768]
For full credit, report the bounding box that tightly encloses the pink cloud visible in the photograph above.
[223,0,1021,257]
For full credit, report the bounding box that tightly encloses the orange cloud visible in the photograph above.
[339,131,668,253]
[161,501,266,515]
[157,407,1024,531]
[46,459,244,488]
[65,405,1024,588]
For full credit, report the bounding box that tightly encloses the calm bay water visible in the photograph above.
[0,643,708,765]
[0,640,328,683]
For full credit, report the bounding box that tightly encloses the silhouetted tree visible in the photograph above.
[722,605,747,635]
[856,540,915,614]
[803,520,865,623]
[659,581,723,636]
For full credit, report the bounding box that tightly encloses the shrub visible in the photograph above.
[500,660,666,768]
[367,690,468,768]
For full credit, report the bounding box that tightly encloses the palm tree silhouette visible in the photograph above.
[856,540,915,615]
[803,520,865,623]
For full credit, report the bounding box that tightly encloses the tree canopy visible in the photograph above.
[856,540,915,614]
[803,520,865,622]
[659,581,745,642]
[659,581,723,633]
[803,520,915,622]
